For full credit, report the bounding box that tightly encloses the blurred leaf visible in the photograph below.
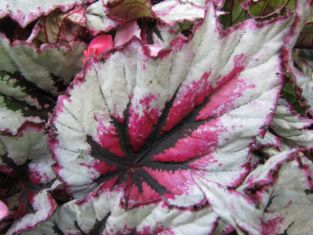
[220,0,296,28]
[296,23,313,49]
[282,76,308,115]
[107,0,153,22]
[220,0,247,28]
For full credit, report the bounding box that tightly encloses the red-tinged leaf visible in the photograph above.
[0,121,56,233]
[6,190,57,235]
[52,1,294,212]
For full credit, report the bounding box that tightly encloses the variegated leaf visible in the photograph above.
[52,0,292,216]
[271,99,313,148]
[0,35,85,94]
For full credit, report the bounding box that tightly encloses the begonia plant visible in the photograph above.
[0,0,313,234]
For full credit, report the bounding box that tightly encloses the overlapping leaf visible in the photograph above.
[86,0,205,33]
[0,0,312,234]
[0,0,90,27]
[50,2,296,233]
[0,35,85,94]
[270,99,313,148]
[291,49,313,115]
[0,53,62,234]
[240,150,313,234]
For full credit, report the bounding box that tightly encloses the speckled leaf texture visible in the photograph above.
[0,37,85,94]
[0,1,87,233]
[1,0,313,234]
[0,67,58,235]
[47,1,313,234]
